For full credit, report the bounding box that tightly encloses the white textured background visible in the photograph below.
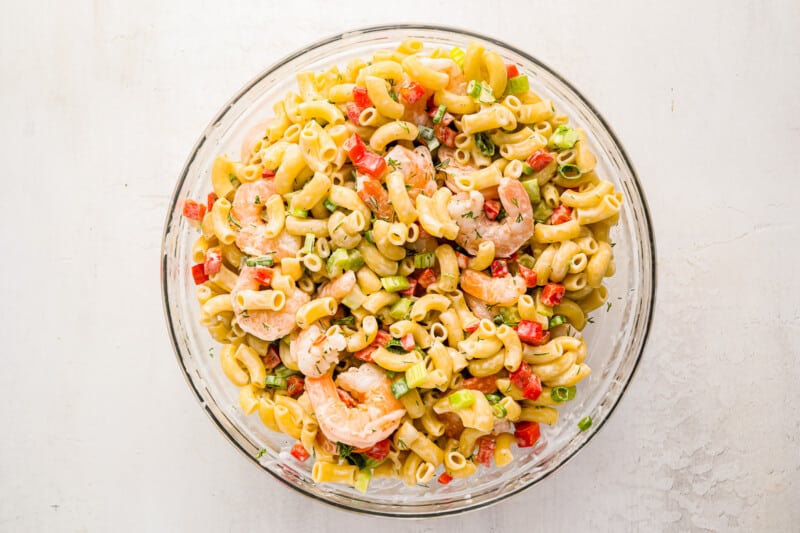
[1,1,798,531]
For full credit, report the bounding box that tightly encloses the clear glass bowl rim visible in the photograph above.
[160,23,657,518]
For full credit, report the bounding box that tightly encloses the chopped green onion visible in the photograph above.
[521,162,534,176]
[475,132,495,157]
[551,386,576,402]
[425,136,440,152]
[492,403,508,418]
[323,199,338,212]
[466,80,495,103]
[413,252,436,269]
[549,315,567,328]
[302,233,315,255]
[466,80,480,99]
[274,364,299,378]
[365,230,375,244]
[506,75,529,94]
[385,338,408,354]
[381,275,410,293]
[341,284,366,310]
[389,297,413,320]
[495,306,521,327]
[521,179,540,204]
[287,207,309,218]
[448,389,475,410]
[264,375,288,389]
[354,469,372,493]
[405,361,428,388]
[326,248,349,277]
[391,377,410,399]
[532,201,553,223]
[557,164,582,180]
[449,47,465,68]
[345,249,364,271]
[245,255,275,267]
[418,125,435,141]
[517,253,536,269]
[548,125,580,150]
[485,393,502,404]
[432,104,447,124]
[385,371,396,379]
[578,416,593,431]
[331,315,355,326]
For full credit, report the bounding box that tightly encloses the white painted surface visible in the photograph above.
[1,0,798,531]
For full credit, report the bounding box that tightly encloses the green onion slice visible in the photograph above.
[557,164,582,180]
[432,104,447,124]
[264,375,288,389]
[548,125,580,150]
[302,233,315,255]
[475,132,496,157]
[578,416,593,431]
[245,255,275,267]
[323,199,338,212]
[549,315,567,328]
[551,386,576,402]
[413,252,436,269]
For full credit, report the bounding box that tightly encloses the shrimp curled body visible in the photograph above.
[291,323,346,378]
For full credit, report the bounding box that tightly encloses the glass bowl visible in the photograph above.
[161,24,656,517]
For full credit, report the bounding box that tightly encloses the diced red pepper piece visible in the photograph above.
[290,441,311,462]
[263,345,281,369]
[516,320,546,345]
[464,322,480,334]
[438,472,453,485]
[352,86,372,108]
[182,199,206,221]
[354,439,391,460]
[526,150,554,173]
[483,199,502,221]
[345,102,363,125]
[417,268,437,288]
[191,263,208,285]
[506,64,520,79]
[509,362,542,400]
[286,375,305,398]
[490,259,509,278]
[337,388,358,408]
[541,283,566,306]
[434,123,457,147]
[398,277,418,297]
[203,247,222,276]
[399,81,426,104]
[207,192,218,212]
[252,267,273,287]
[550,205,573,225]
[514,421,541,448]
[353,345,376,362]
[400,333,415,351]
[517,263,538,288]
[374,330,392,346]
[461,375,498,394]
[261,168,276,178]
[456,252,470,270]
[355,151,387,178]
[475,436,496,467]
[343,133,368,162]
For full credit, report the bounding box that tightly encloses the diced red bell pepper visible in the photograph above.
[475,436,496,467]
[345,102,363,125]
[516,320,546,345]
[263,345,281,369]
[541,283,566,306]
[514,421,541,448]
[355,439,391,460]
[343,133,368,161]
[483,199,502,221]
[456,252,470,270]
[337,388,358,408]
[399,81,426,104]
[490,260,509,278]
[286,375,305,398]
[204,247,222,276]
[374,330,392,346]
[355,151,387,178]
[352,86,372,108]
[464,322,480,334]
[290,441,311,462]
[182,199,206,221]
[417,268,437,288]
[461,375,498,394]
[191,263,208,285]
[261,168,276,178]
[252,267,274,287]
[353,345,376,362]
[400,333,415,351]
[399,277,418,297]
[550,205,573,225]
[506,64,520,79]
[526,150,554,173]
[207,192,218,212]
[517,263,538,288]
[438,472,453,484]
[509,362,542,400]
[434,123,457,147]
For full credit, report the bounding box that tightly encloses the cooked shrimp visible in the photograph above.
[447,177,534,258]
[460,269,526,306]
[385,145,436,199]
[464,293,495,321]
[291,323,347,378]
[232,179,302,258]
[418,57,466,92]
[305,363,406,449]
[317,270,357,301]
[231,266,310,341]
[356,173,394,221]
